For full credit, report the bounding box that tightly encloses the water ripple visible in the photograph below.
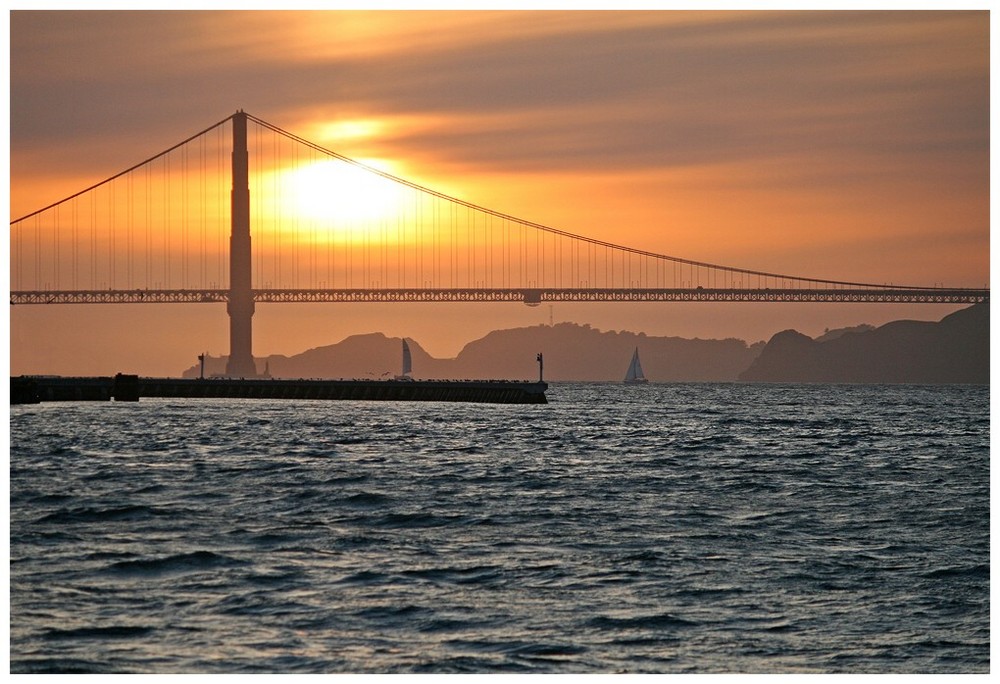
[9,383,989,674]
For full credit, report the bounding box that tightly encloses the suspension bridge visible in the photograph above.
[10,110,988,377]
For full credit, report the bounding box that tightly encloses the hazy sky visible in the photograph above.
[8,9,990,376]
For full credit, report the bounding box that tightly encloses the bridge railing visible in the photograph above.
[10,286,988,306]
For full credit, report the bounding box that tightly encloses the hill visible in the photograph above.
[739,303,988,384]
[183,323,764,382]
[444,323,763,381]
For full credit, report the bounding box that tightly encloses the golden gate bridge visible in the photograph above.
[10,110,988,377]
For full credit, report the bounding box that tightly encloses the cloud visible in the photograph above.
[11,11,987,237]
[326,11,987,176]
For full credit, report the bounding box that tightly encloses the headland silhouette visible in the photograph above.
[183,304,987,384]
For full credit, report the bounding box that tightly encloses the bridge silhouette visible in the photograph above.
[11,110,988,376]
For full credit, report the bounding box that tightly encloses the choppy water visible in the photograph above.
[9,383,989,673]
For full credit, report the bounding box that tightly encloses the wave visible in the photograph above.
[356,604,428,619]
[11,657,114,674]
[921,564,989,580]
[335,569,392,586]
[373,512,474,529]
[587,612,697,631]
[42,625,156,641]
[34,504,169,525]
[401,564,503,586]
[342,491,393,507]
[106,550,245,577]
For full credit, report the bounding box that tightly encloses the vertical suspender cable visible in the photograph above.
[200,134,206,289]
[274,129,280,289]
[72,200,78,289]
[92,192,97,288]
[109,181,115,289]
[148,161,153,288]
[52,205,59,290]
[127,172,132,289]
[164,154,170,288]
[51,206,58,290]
[219,124,225,289]
[182,146,188,289]
[34,214,40,289]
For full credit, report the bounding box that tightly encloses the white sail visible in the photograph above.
[401,339,412,377]
[624,347,648,384]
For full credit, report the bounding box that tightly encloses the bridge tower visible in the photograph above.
[225,110,257,378]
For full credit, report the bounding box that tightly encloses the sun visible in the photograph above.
[284,158,406,225]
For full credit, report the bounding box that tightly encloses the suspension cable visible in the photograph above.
[246,112,924,290]
[11,115,233,225]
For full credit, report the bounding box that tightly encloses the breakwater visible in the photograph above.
[10,375,548,405]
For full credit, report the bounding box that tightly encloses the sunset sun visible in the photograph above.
[283,158,405,225]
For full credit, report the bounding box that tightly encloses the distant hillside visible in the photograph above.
[183,323,764,382]
[814,324,875,343]
[183,307,988,384]
[739,303,988,384]
[444,324,763,382]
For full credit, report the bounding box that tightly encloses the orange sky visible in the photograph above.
[8,10,990,377]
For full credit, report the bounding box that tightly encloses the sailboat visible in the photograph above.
[395,338,414,381]
[623,347,649,384]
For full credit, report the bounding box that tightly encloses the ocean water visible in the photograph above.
[9,383,990,673]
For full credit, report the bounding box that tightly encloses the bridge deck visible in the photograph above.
[9,287,989,306]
